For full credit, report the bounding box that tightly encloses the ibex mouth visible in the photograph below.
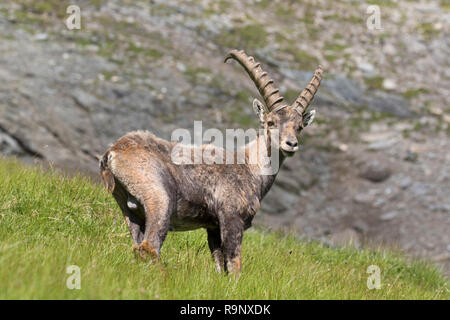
[281,149,297,157]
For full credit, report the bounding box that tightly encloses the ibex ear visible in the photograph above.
[302,110,316,127]
[253,99,266,122]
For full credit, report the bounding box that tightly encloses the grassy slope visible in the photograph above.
[0,158,448,299]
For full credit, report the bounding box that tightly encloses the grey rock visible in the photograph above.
[382,78,397,90]
[374,197,387,207]
[358,62,375,74]
[431,253,450,262]
[0,132,24,155]
[34,33,48,41]
[365,91,412,118]
[404,150,418,162]
[367,139,398,151]
[397,176,412,189]
[353,193,375,205]
[380,211,398,221]
[323,75,365,106]
[428,204,450,213]
[261,184,301,215]
[71,89,100,112]
[359,161,391,183]
[353,220,370,233]
[410,183,430,197]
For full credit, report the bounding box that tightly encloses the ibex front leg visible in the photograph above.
[207,228,224,273]
[138,189,172,262]
[219,213,244,275]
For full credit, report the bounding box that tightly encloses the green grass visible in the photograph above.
[402,88,430,99]
[441,0,450,10]
[216,23,268,50]
[0,158,448,299]
[364,75,385,90]
[415,22,441,40]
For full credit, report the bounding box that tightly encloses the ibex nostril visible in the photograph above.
[286,141,298,148]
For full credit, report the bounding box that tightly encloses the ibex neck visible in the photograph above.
[244,134,285,200]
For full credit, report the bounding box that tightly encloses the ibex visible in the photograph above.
[100,49,323,274]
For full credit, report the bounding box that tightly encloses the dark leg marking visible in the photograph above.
[207,228,224,273]
[112,182,145,249]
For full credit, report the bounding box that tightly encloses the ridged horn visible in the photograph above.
[224,49,285,112]
[292,65,323,114]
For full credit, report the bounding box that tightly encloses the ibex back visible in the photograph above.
[100,50,323,274]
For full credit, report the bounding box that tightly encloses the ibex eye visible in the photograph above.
[267,121,275,127]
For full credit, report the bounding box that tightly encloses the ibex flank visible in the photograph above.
[100,49,323,274]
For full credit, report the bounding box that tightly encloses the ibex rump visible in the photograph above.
[100,50,323,274]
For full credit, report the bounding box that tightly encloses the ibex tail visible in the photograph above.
[99,151,115,193]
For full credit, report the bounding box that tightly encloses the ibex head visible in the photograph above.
[225,49,323,157]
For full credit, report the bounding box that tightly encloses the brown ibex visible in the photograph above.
[100,49,323,274]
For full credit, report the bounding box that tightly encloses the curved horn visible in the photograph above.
[224,49,285,112]
[292,65,323,114]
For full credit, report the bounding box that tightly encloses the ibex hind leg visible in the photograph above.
[112,182,145,250]
[138,186,173,263]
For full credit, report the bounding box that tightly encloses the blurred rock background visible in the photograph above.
[0,0,449,273]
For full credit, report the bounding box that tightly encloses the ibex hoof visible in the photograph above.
[226,257,242,279]
[137,240,159,262]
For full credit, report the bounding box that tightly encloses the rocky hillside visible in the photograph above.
[0,0,449,273]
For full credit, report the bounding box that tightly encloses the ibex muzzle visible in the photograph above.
[100,50,323,274]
